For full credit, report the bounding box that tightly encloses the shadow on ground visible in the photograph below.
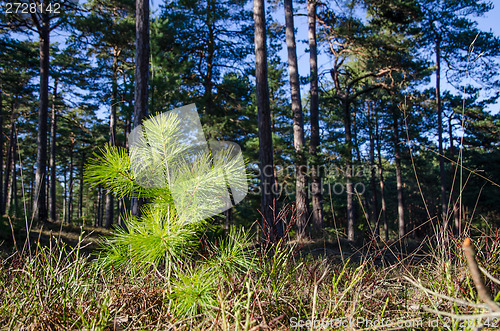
[0,218,113,257]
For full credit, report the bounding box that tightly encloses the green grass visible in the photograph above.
[1,223,499,330]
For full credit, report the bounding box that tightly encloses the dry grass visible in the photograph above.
[0,223,499,330]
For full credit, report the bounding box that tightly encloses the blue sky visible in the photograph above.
[279,1,500,115]
[68,0,500,119]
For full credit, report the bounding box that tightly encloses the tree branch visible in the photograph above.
[347,68,391,90]
[350,82,387,101]
[463,237,500,312]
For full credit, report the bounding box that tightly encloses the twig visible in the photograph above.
[403,276,487,309]
[7,216,20,255]
[463,238,500,312]
[422,307,500,320]
[479,266,500,286]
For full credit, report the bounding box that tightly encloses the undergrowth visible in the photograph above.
[1,226,499,330]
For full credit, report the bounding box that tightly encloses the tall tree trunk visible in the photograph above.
[352,112,369,223]
[368,102,379,238]
[133,0,149,129]
[270,113,281,202]
[49,78,58,222]
[124,79,132,148]
[210,0,228,230]
[254,0,281,245]
[224,207,232,231]
[4,105,16,216]
[448,116,460,232]
[121,79,132,230]
[95,185,101,227]
[5,120,16,215]
[99,186,105,227]
[284,0,309,238]
[375,109,388,241]
[344,99,355,241]
[0,89,3,216]
[104,51,119,228]
[68,139,74,224]
[203,0,215,122]
[29,174,33,217]
[117,198,123,225]
[436,37,447,226]
[12,138,17,217]
[308,0,323,234]
[131,0,149,217]
[393,112,405,240]
[46,129,50,214]
[79,153,84,220]
[62,164,67,223]
[34,12,50,223]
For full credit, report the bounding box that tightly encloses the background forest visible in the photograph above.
[1,0,500,329]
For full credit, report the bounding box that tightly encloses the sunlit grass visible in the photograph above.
[1,224,499,330]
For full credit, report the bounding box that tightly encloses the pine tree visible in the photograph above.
[0,36,38,215]
[75,0,135,227]
[1,0,79,222]
[131,0,150,217]
[86,111,248,267]
[415,0,500,227]
[321,7,408,241]
[253,0,280,244]
[284,0,309,238]
[308,0,323,234]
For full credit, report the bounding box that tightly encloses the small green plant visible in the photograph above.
[85,110,259,321]
[208,226,257,280]
[86,111,247,271]
[167,264,219,318]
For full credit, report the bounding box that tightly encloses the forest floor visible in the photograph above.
[1,219,499,330]
[0,218,112,258]
[3,217,429,265]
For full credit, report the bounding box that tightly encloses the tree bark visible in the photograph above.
[0,89,3,215]
[29,174,33,217]
[448,115,460,232]
[131,0,150,217]
[12,137,17,217]
[68,139,74,223]
[133,0,149,129]
[254,0,281,245]
[62,164,67,223]
[368,101,379,238]
[49,78,58,222]
[344,99,355,241]
[117,198,123,225]
[285,0,309,238]
[203,0,215,121]
[100,186,104,227]
[436,37,447,226]
[375,109,388,241]
[104,50,119,228]
[79,152,84,220]
[121,78,132,230]
[95,185,100,227]
[4,104,16,216]
[393,113,405,240]
[308,0,323,234]
[224,207,232,231]
[46,128,50,214]
[5,119,16,216]
[34,12,50,223]
[352,112,369,223]
[124,78,132,148]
